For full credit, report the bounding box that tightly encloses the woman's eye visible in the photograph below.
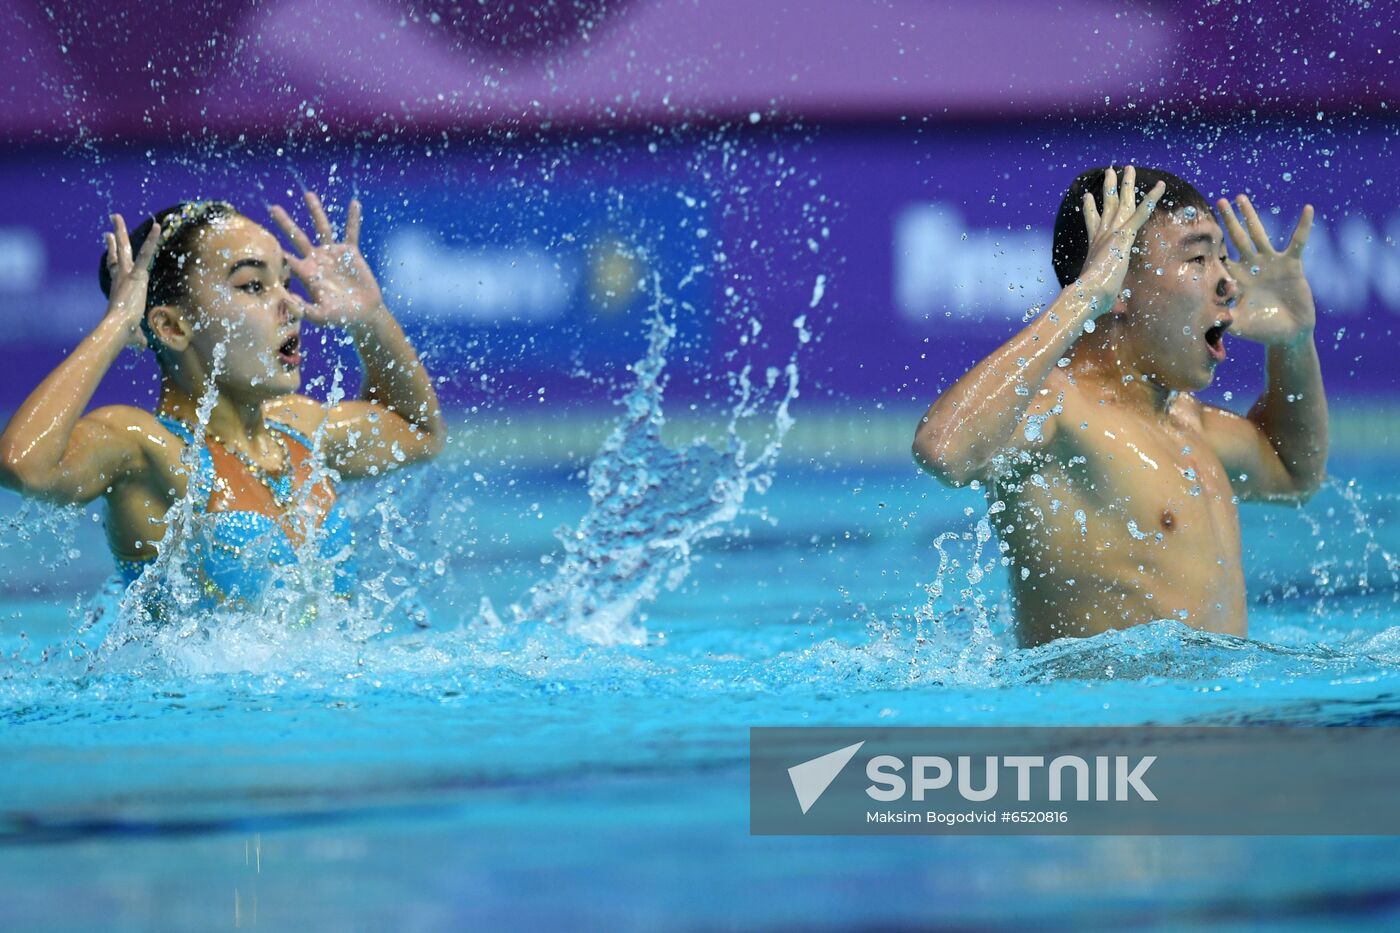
[239,281,264,293]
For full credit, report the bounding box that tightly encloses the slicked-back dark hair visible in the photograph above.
[1051,166,1213,288]
[98,200,240,352]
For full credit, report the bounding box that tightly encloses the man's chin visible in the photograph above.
[1194,361,1223,391]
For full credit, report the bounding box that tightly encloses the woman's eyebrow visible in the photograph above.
[228,257,268,275]
[227,257,292,277]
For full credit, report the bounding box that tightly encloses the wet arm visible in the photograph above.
[1221,334,1327,502]
[1212,197,1327,501]
[270,193,445,471]
[0,315,142,502]
[914,167,1164,486]
[1252,336,1327,493]
[912,291,1089,485]
[344,305,445,459]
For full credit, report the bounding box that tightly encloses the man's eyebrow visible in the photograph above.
[1179,232,1221,250]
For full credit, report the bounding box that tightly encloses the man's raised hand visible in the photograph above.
[1074,165,1166,319]
[1217,194,1316,347]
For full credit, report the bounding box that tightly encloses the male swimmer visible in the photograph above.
[913,166,1326,647]
[0,193,444,609]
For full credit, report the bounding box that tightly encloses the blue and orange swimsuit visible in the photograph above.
[115,414,357,609]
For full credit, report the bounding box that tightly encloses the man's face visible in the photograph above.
[1119,209,1239,392]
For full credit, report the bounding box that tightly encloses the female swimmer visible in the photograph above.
[0,193,444,608]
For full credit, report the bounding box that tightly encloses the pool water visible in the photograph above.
[2,333,1399,928]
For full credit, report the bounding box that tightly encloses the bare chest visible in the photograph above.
[996,411,1241,561]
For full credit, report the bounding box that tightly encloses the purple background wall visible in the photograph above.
[1,0,1396,413]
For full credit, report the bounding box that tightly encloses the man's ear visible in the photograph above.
[146,305,192,352]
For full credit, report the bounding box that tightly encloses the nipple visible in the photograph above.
[1160,509,1175,531]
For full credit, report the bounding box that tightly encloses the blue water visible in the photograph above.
[2,323,1399,929]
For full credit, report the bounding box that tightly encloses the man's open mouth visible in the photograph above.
[277,333,302,368]
[1204,319,1230,362]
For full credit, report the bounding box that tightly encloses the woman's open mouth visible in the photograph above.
[1204,320,1229,363]
[277,333,302,368]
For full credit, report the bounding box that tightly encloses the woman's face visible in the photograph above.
[175,214,305,398]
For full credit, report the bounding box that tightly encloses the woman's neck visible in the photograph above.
[156,382,272,448]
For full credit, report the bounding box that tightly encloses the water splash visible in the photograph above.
[63,344,379,676]
[518,289,802,646]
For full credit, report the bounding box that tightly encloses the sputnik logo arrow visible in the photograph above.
[788,741,865,814]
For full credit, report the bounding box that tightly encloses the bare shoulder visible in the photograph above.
[60,405,175,496]
[1023,368,1086,449]
[1172,393,1239,436]
[82,405,171,457]
[1036,367,1084,411]
[86,404,161,432]
[263,393,329,434]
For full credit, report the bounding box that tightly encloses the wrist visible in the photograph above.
[1269,327,1316,353]
[344,303,393,339]
[1053,284,1106,327]
[97,309,143,347]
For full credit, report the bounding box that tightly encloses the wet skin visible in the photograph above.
[99,216,313,561]
[914,166,1326,648]
[992,370,1248,646]
[0,194,445,567]
[997,213,1246,645]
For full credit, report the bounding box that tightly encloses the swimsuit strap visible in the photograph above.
[154,413,217,508]
[264,419,317,454]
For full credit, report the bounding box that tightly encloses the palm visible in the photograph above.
[269,193,384,328]
[1218,196,1316,346]
[1076,165,1168,317]
[102,213,164,349]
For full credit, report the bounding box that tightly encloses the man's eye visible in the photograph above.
[1190,256,1207,264]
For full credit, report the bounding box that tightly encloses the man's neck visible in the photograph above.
[1066,332,1178,419]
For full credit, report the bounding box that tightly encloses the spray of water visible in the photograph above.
[517,279,804,645]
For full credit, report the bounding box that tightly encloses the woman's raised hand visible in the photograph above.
[103,214,162,349]
[1075,165,1166,319]
[269,192,386,329]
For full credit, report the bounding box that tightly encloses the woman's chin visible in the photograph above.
[229,370,301,399]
